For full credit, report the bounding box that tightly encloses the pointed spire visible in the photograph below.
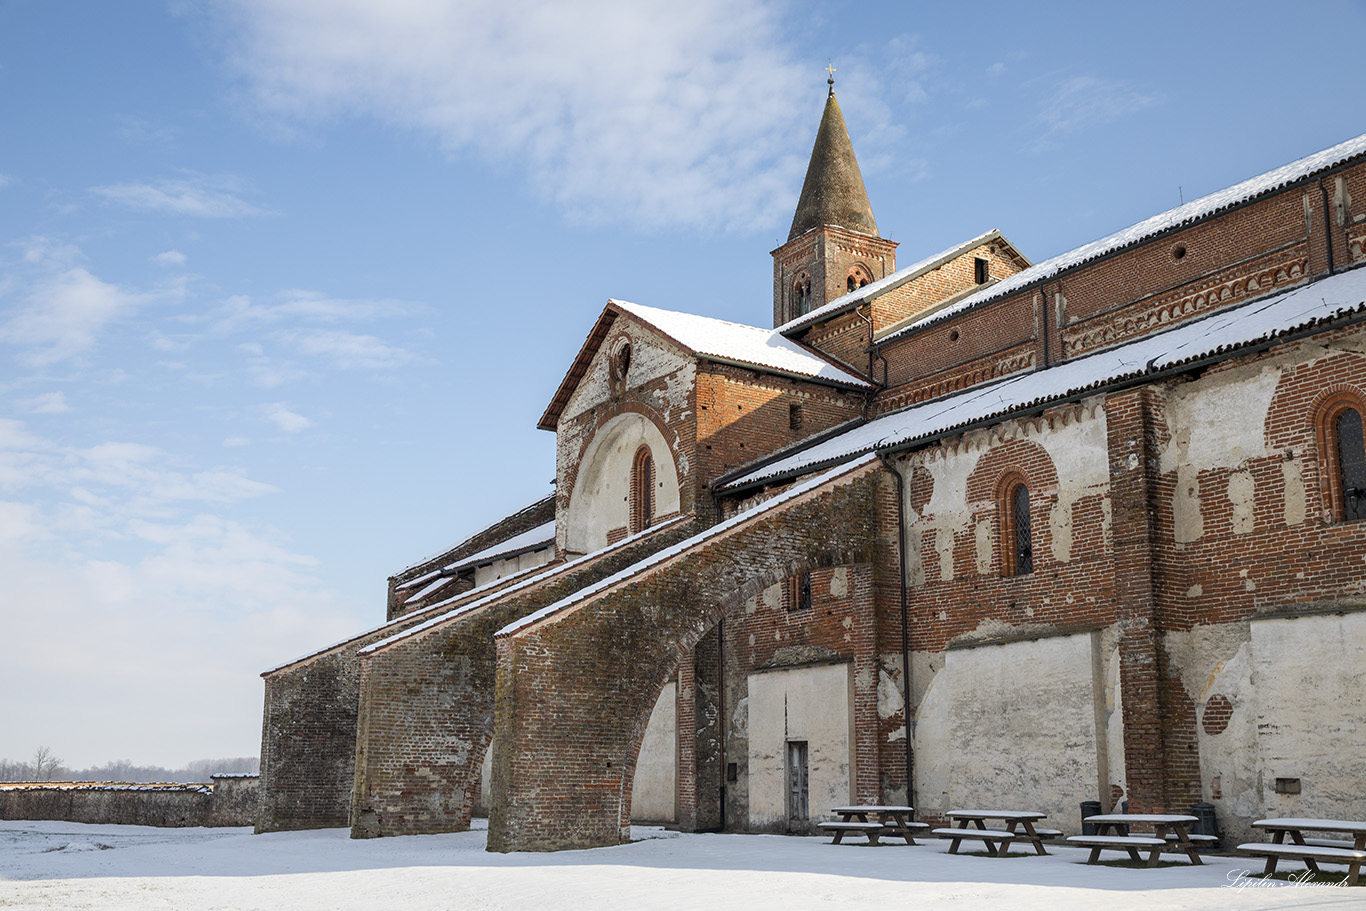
[787,81,878,241]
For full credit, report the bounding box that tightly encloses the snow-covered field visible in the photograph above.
[0,818,1358,910]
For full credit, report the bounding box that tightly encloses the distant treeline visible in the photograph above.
[0,747,259,783]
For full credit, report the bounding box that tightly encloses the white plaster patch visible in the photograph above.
[974,520,991,576]
[762,584,781,612]
[631,681,677,823]
[1161,367,1279,473]
[914,633,1102,820]
[829,567,848,598]
[1227,470,1256,535]
[936,528,955,582]
[1049,499,1073,563]
[747,664,853,830]
[1035,405,1109,490]
[1281,457,1306,526]
[1251,613,1366,824]
[1173,465,1203,544]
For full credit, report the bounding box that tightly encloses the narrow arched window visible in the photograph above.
[1002,480,1032,576]
[1336,407,1366,521]
[630,446,654,532]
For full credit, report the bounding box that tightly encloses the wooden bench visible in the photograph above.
[1237,842,1366,885]
[1065,834,1168,865]
[829,805,927,845]
[933,827,1020,854]
[817,821,885,845]
[938,810,1053,856]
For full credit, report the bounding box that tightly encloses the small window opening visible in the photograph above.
[612,340,632,385]
[846,265,872,294]
[1172,244,1187,261]
[974,257,989,284]
[788,572,812,611]
[789,402,803,431]
[793,275,812,315]
[1003,480,1033,576]
[630,446,654,532]
[1336,407,1366,521]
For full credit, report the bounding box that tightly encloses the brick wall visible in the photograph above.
[349,518,701,838]
[0,777,258,827]
[487,462,894,852]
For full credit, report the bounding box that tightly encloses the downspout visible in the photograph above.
[855,302,875,420]
[877,450,914,809]
[1040,288,1051,369]
[717,618,725,832]
[1320,178,1337,275]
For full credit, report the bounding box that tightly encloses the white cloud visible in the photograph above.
[90,174,266,217]
[1029,74,1161,151]
[265,402,312,432]
[223,436,251,447]
[215,289,412,332]
[153,250,188,266]
[0,173,13,189]
[212,0,811,230]
[277,328,414,369]
[0,420,277,508]
[23,391,71,414]
[0,266,143,365]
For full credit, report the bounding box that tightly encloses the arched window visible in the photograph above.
[846,265,872,293]
[630,446,654,532]
[1336,408,1366,521]
[1318,395,1366,523]
[793,275,812,315]
[1001,478,1033,576]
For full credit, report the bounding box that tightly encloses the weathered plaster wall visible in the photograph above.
[473,546,556,588]
[556,321,696,554]
[913,632,1108,826]
[746,663,853,832]
[565,411,681,554]
[630,680,678,823]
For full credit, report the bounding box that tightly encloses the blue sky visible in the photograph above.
[2,0,1363,767]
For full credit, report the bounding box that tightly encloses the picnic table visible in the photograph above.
[1238,818,1366,885]
[1067,814,1206,866]
[932,809,1058,856]
[821,806,927,845]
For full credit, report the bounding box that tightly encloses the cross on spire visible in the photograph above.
[826,61,836,95]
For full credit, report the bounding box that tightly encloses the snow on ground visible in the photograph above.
[0,819,1358,910]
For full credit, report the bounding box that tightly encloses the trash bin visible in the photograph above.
[1190,801,1219,849]
[1080,800,1101,835]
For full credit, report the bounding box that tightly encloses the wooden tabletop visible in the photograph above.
[1084,814,1197,825]
[832,806,913,815]
[1254,818,1366,833]
[947,810,1046,820]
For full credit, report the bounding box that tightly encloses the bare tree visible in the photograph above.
[31,745,63,782]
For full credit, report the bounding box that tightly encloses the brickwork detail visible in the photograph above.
[487,464,893,852]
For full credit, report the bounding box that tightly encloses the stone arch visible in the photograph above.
[566,410,681,553]
[487,462,888,851]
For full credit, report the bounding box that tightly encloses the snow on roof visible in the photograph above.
[358,515,694,657]
[498,454,880,638]
[0,783,214,794]
[775,229,1004,336]
[263,557,557,676]
[878,132,1366,345]
[726,266,1366,490]
[392,495,555,578]
[612,300,873,389]
[442,521,555,573]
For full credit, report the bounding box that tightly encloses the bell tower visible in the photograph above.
[772,72,897,328]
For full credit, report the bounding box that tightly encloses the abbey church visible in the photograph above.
[257,83,1366,852]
